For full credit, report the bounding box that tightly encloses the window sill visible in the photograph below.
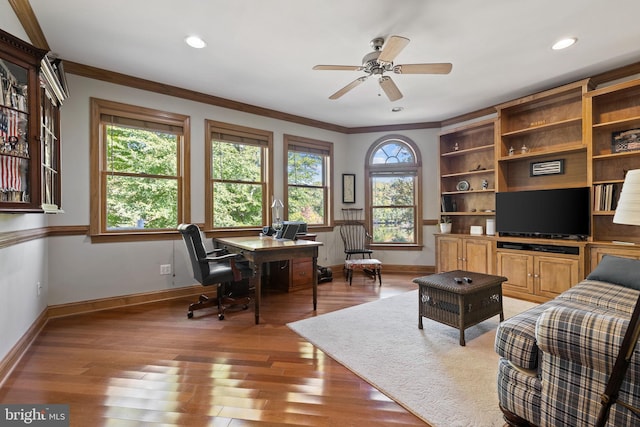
[370,243,424,251]
[90,230,180,243]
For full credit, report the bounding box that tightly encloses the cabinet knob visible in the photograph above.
[527,273,532,277]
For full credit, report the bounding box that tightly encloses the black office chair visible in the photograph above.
[178,224,253,320]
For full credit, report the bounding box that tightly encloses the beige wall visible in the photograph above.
[0,1,441,362]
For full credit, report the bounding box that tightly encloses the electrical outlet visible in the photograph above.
[160,264,172,275]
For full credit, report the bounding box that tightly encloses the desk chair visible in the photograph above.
[178,224,253,320]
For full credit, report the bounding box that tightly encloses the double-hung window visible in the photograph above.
[90,98,190,240]
[284,134,333,228]
[366,136,422,248]
[206,120,272,230]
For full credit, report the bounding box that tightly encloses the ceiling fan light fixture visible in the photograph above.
[185,35,207,49]
[552,37,577,50]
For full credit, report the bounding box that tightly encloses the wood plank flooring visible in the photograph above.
[0,271,430,426]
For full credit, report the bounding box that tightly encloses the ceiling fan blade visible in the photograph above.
[313,65,362,71]
[329,76,368,100]
[394,63,453,74]
[379,76,403,102]
[378,35,410,63]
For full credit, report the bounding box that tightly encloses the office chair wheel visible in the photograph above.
[243,305,249,310]
[187,311,193,319]
[218,313,225,320]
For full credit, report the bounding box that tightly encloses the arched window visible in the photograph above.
[365,135,422,248]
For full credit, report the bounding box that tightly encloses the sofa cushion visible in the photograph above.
[587,255,640,290]
[555,278,638,316]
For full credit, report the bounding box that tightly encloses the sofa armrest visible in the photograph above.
[536,306,631,375]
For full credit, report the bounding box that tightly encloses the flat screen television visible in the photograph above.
[495,187,590,239]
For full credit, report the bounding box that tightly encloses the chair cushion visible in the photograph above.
[345,259,382,269]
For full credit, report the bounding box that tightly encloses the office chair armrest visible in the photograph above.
[206,248,226,256]
[205,253,248,282]
[204,253,239,262]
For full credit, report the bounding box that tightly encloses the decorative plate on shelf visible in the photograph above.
[456,180,470,191]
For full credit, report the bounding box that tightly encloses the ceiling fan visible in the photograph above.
[313,35,452,101]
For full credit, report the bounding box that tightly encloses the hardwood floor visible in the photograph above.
[0,271,430,426]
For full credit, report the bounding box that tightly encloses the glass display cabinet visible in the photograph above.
[0,28,67,213]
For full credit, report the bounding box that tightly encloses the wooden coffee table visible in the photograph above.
[413,270,507,346]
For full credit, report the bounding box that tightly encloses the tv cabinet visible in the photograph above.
[435,234,494,274]
[496,238,586,302]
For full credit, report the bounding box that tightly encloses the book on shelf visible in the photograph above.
[593,183,618,211]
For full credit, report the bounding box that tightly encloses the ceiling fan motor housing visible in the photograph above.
[362,50,392,75]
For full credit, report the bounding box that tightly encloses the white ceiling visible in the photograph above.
[28,0,640,128]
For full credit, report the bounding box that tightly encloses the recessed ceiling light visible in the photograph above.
[185,36,206,49]
[392,107,404,112]
[552,37,577,50]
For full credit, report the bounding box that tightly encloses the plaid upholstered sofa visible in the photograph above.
[495,255,640,426]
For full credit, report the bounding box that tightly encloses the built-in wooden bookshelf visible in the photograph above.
[495,79,593,193]
[439,118,496,234]
[586,77,640,244]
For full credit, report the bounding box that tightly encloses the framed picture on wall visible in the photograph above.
[342,173,355,203]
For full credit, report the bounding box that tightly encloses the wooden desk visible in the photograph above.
[215,236,323,324]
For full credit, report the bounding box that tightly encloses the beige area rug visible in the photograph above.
[287,290,537,427]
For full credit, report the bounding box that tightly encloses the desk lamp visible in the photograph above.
[271,198,284,233]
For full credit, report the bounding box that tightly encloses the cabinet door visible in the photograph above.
[534,256,579,299]
[290,258,313,291]
[436,236,461,272]
[497,251,534,294]
[463,238,493,274]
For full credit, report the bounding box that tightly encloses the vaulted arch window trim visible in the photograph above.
[365,135,423,249]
